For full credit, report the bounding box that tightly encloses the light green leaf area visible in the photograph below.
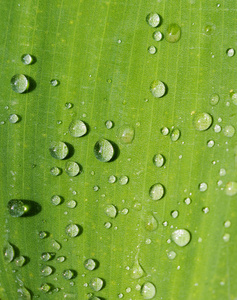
[0,0,236,299]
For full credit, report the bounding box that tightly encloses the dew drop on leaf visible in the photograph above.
[153,30,163,41]
[17,286,31,299]
[144,213,158,231]
[51,239,61,250]
[171,229,191,247]
[69,120,87,137]
[50,166,61,176]
[226,48,235,57]
[41,265,53,276]
[225,182,237,196]
[170,128,181,141]
[148,45,157,54]
[57,256,66,263]
[119,175,129,185]
[7,199,26,217]
[94,139,114,162]
[141,282,156,299]
[9,114,20,123]
[50,79,59,86]
[165,23,181,43]
[153,154,165,167]
[146,12,160,27]
[150,80,166,98]
[21,54,33,65]
[149,183,165,200]
[193,112,213,131]
[223,125,235,137]
[84,258,96,271]
[199,182,208,192]
[104,204,117,218]
[117,125,135,144]
[40,283,51,293]
[108,175,117,183]
[63,269,74,280]
[3,242,15,263]
[167,250,176,260]
[51,195,62,206]
[15,255,26,267]
[89,277,104,291]
[105,120,113,129]
[131,258,145,279]
[49,141,69,160]
[65,161,80,177]
[210,93,220,106]
[66,200,77,208]
[65,224,80,237]
[11,74,29,93]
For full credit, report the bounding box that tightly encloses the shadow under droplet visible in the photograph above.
[110,140,120,162]
[64,142,74,159]
[25,76,37,93]
[23,200,42,217]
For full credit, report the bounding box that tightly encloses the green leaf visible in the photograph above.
[0,0,236,299]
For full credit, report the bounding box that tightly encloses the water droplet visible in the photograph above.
[171,229,191,247]
[94,139,114,162]
[193,112,213,131]
[39,231,48,239]
[17,286,31,299]
[121,208,129,215]
[144,214,158,231]
[49,141,69,160]
[214,124,221,133]
[21,54,33,65]
[170,128,181,141]
[3,242,15,263]
[184,197,192,205]
[69,120,87,137]
[15,255,26,267]
[50,79,59,87]
[161,127,169,135]
[7,199,27,217]
[145,238,151,244]
[210,93,220,106]
[126,287,131,293]
[90,278,104,291]
[11,74,29,93]
[65,161,80,177]
[65,224,80,237]
[153,30,163,41]
[104,204,117,218]
[57,256,66,263]
[118,294,124,298]
[165,23,181,43]
[141,282,156,299]
[226,48,235,57]
[119,175,129,185]
[207,140,215,148]
[51,195,62,206]
[9,114,20,123]
[219,168,226,176]
[41,283,51,293]
[167,250,176,260]
[105,120,113,129]
[93,185,100,192]
[50,166,61,176]
[51,239,61,250]
[131,258,145,279]
[65,102,73,109]
[171,210,179,218]
[223,233,230,242]
[66,200,77,208]
[231,93,237,105]
[202,207,210,214]
[63,269,74,280]
[199,182,208,192]
[117,125,135,144]
[146,12,160,27]
[223,125,235,137]
[149,183,165,200]
[225,182,237,196]
[84,258,96,271]
[41,252,55,261]
[153,154,165,167]
[108,175,117,183]
[224,220,231,228]
[204,23,215,36]
[148,46,157,54]
[41,265,53,276]
[104,222,112,229]
[150,80,166,98]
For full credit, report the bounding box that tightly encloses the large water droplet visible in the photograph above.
[50,166,61,176]
[15,255,26,267]
[225,182,237,196]
[199,182,208,192]
[226,48,235,57]
[51,239,61,250]
[7,199,27,217]
[3,242,15,263]
[49,141,69,160]
[223,125,235,137]
[50,79,59,86]
[84,258,96,271]
[89,278,104,291]
[149,183,165,200]
[65,161,80,177]
[108,175,117,183]
[66,200,77,208]
[105,120,113,129]
[65,224,80,237]
[144,214,158,231]
[117,125,135,144]
[104,204,117,218]
[153,154,165,167]
[51,195,62,206]
[153,30,163,41]
[41,265,53,276]
[165,24,181,43]
[141,282,156,299]
[146,13,160,28]
[41,252,55,262]
[9,114,20,124]
[17,286,31,299]
[94,139,114,162]
[63,269,74,279]
[170,128,181,141]
[11,74,29,93]
[148,46,157,54]
[150,80,166,98]
[171,229,191,247]
[21,54,33,65]
[57,256,66,263]
[69,120,87,137]
[119,175,129,185]
[131,258,145,279]
[193,112,213,131]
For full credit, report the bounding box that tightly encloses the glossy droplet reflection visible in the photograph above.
[150,80,166,98]
[149,183,165,200]
[65,161,80,177]
[225,182,237,196]
[49,141,69,160]
[193,112,213,131]
[90,277,104,291]
[146,12,160,28]
[117,125,135,144]
[223,125,235,137]
[104,204,117,218]
[65,224,80,237]
[7,199,28,217]
[165,23,181,43]
[69,120,87,137]
[144,214,158,231]
[11,74,29,93]
[84,258,96,271]
[3,242,15,263]
[21,54,33,65]
[63,269,74,280]
[94,139,114,162]
[141,282,156,299]
[153,154,165,167]
[9,114,20,124]
[171,229,191,247]
[131,257,145,279]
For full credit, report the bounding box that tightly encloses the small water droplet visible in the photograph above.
[231,93,237,105]
[146,12,160,27]
[50,79,59,87]
[199,182,208,192]
[224,220,231,228]
[184,197,192,205]
[84,258,96,271]
[145,238,151,244]
[105,120,113,129]
[167,250,176,260]
[126,287,131,293]
[94,139,114,162]
[104,222,112,229]
[51,195,62,206]
[121,208,129,215]
[11,74,29,93]
[204,23,215,36]
[117,125,135,144]
[144,214,158,231]
[93,185,100,192]
[161,127,169,135]
[225,182,237,196]
[89,278,104,291]
[9,114,20,123]
[149,183,165,200]
[171,229,191,247]
[51,239,61,250]
[210,93,220,106]
[165,23,181,43]
[202,207,210,214]
[193,112,213,131]
[207,140,215,148]
[118,293,124,298]
[56,256,66,263]
[41,252,54,262]
[15,255,25,267]
[65,224,80,237]
[17,286,31,299]
[21,54,33,65]
[104,204,117,218]
[171,210,179,218]
[131,258,145,279]
[148,46,157,54]
[7,199,27,217]
[65,102,73,109]
[69,120,87,137]
[141,282,156,299]
[65,161,80,177]
[49,141,69,160]
[170,128,181,141]
[214,124,222,133]
[3,242,15,263]
[223,233,230,242]
[108,175,117,183]
[41,265,53,276]
[153,30,163,41]
[39,231,48,239]
[66,200,77,208]
[219,168,226,176]
[150,80,166,98]
[226,48,235,57]
[119,175,129,185]
[223,125,235,137]
[50,166,61,176]
[153,154,165,167]
[63,269,74,280]
[41,283,51,293]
